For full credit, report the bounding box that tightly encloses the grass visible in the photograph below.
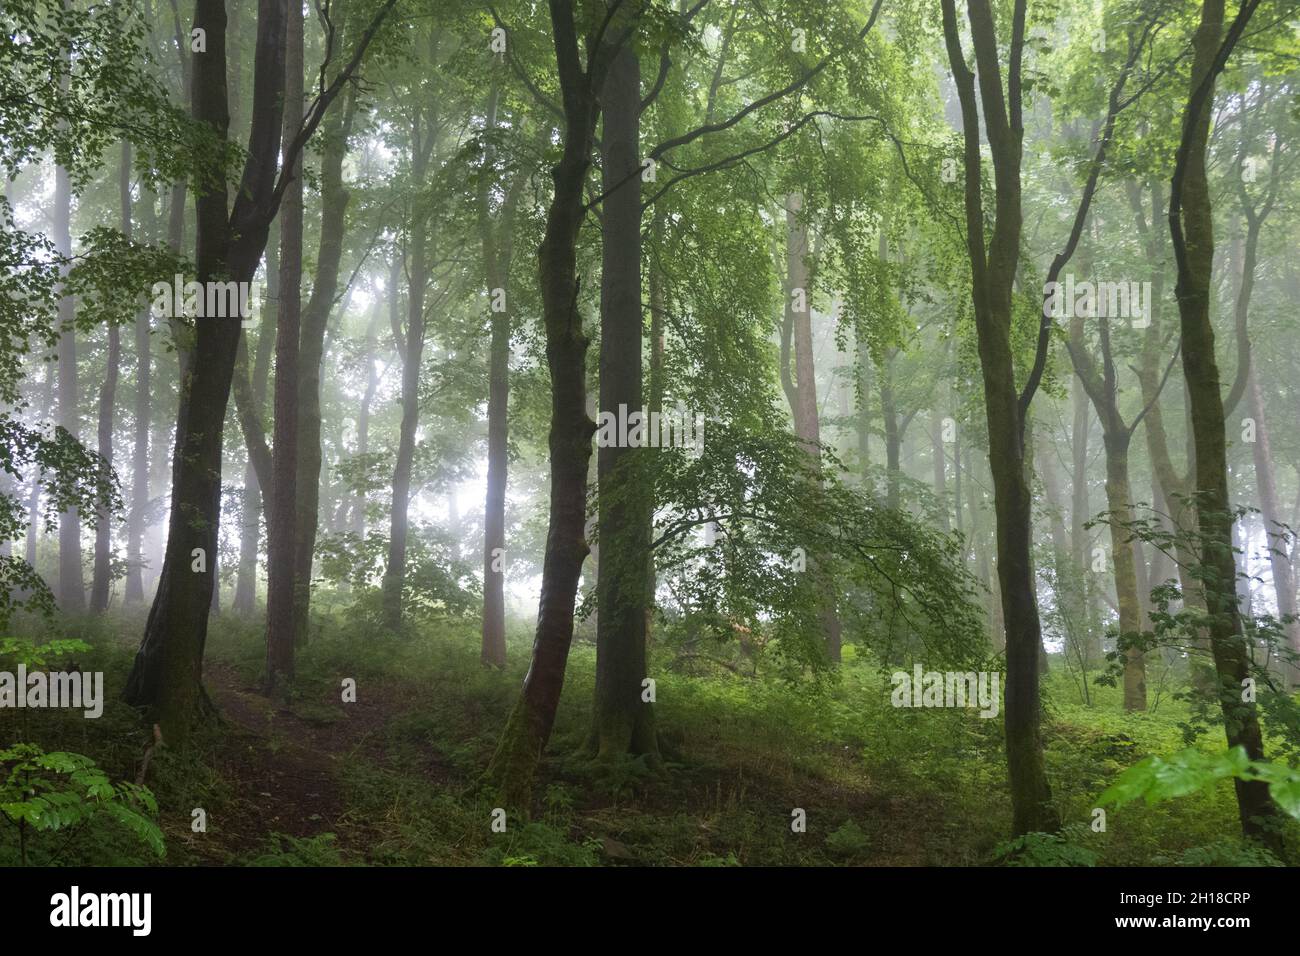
[1,609,1295,866]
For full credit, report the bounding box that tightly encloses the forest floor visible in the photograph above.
[3,609,1293,866]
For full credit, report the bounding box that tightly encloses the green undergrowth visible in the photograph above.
[2,610,1295,865]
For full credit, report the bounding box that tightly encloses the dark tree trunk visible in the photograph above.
[294,64,357,650]
[124,0,289,744]
[942,0,1058,836]
[265,0,305,691]
[484,0,605,807]
[592,39,658,758]
[1167,0,1276,845]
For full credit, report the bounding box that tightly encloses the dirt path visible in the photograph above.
[176,661,387,863]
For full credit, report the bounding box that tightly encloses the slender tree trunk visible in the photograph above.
[880,349,901,510]
[942,0,1057,835]
[232,220,277,615]
[382,209,427,630]
[1101,434,1145,710]
[24,368,53,570]
[351,295,380,537]
[484,0,603,806]
[479,81,511,669]
[783,193,841,662]
[1246,370,1299,687]
[932,411,949,533]
[857,338,872,480]
[1168,0,1276,845]
[294,73,357,650]
[54,156,85,613]
[90,143,131,612]
[125,180,155,605]
[265,0,304,691]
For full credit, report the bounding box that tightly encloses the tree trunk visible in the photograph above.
[125,177,155,605]
[351,295,380,537]
[592,39,658,759]
[484,0,602,807]
[54,156,84,614]
[942,0,1057,836]
[1168,0,1276,845]
[1102,434,1145,710]
[479,80,511,669]
[783,193,841,662]
[382,205,427,630]
[1246,370,1299,686]
[232,227,277,616]
[294,71,357,650]
[124,0,290,745]
[90,143,131,612]
[264,0,305,692]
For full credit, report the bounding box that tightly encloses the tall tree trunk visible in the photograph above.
[25,367,53,570]
[1246,370,1299,687]
[932,412,949,533]
[856,337,872,480]
[124,0,290,744]
[484,0,603,806]
[479,80,511,669]
[942,0,1058,836]
[782,193,841,662]
[382,202,428,630]
[125,180,156,605]
[54,156,84,613]
[351,295,380,537]
[1168,0,1276,845]
[294,70,357,650]
[1102,433,1145,709]
[592,38,658,758]
[90,143,131,612]
[265,0,304,691]
[232,216,277,614]
[880,348,901,510]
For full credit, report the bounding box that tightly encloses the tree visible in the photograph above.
[1166,0,1278,846]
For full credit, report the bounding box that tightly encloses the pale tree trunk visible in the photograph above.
[125,177,156,605]
[351,295,380,537]
[781,192,841,662]
[54,156,84,613]
[1246,370,1299,686]
[90,143,130,612]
